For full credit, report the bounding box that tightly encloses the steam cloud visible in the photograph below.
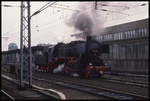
[66,2,105,38]
[74,13,93,36]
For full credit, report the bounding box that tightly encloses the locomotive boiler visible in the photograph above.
[35,36,110,78]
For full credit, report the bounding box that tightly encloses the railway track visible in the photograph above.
[2,74,66,100]
[105,71,148,78]
[104,72,148,82]
[2,70,149,99]
[1,90,15,100]
[2,66,148,86]
[2,73,106,99]
[33,71,148,96]
[33,70,148,88]
[101,76,149,88]
[33,75,148,100]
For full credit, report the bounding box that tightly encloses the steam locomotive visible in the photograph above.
[35,36,110,78]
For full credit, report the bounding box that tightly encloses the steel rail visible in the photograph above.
[101,76,149,88]
[104,72,148,78]
[2,74,66,100]
[32,76,148,100]
[33,70,148,88]
[1,90,15,100]
[2,71,148,99]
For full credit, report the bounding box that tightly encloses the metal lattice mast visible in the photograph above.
[95,1,97,10]
[20,1,32,88]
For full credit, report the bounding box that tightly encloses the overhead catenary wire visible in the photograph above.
[31,11,67,31]
[97,3,130,9]
[99,8,130,16]
[2,2,148,42]
[95,2,148,17]
[31,7,64,27]
[50,5,80,12]
[1,4,21,7]
[4,13,63,37]
[97,2,147,9]
[31,3,77,32]
[31,4,78,29]
[2,2,56,36]
[30,2,57,17]
[3,2,143,34]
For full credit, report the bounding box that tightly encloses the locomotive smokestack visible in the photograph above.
[85,35,92,57]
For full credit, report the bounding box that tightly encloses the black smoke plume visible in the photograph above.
[65,2,105,39]
[72,12,93,36]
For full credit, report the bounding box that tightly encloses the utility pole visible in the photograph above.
[20,1,32,89]
[95,1,97,10]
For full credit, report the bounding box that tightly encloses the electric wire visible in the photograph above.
[31,2,56,17]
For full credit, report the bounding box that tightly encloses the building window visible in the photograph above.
[141,28,143,37]
[125,32,128,39]
[136,29,139,38]
[114,33,116,40]
[106,35,108,40]
[138,29,141,37]
[115,33,117,40]
[141,28,144,37]
[109,34,111,40]
[97,36,99,40]
[117,33,119,40]
[127,31,130,39]
[122,32,124,39]
[133,30,136,38]
[130,30,132,38]
[139,28,142,37]
[102,35,104,40]
[120,32,122,40]
[118,33,120,40]
[104,35,106,40]
[116,33,118,40]
[129,31,131,39]
[144,28,147,36]
[108,34,110,40]
[127,31,129,39]
[113,34,115,40]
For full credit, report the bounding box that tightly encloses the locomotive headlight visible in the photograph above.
[104,63,108,66]
[99,71,104,75]
[89,62,92,66]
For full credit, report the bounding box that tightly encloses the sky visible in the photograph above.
[1,1,149,51]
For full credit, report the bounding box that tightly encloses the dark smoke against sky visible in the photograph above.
[73,12,93,36]
[65,2,105,38]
